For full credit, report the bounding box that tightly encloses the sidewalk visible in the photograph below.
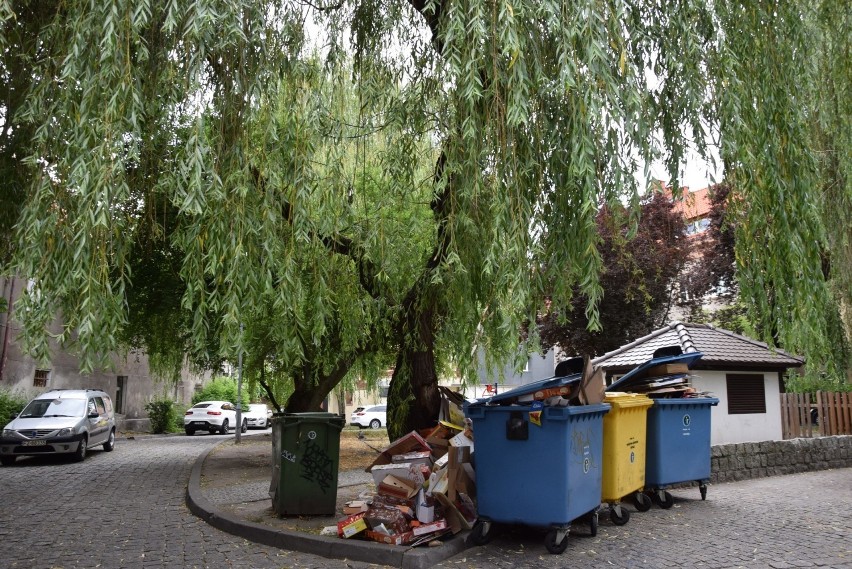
[185,433,472,569]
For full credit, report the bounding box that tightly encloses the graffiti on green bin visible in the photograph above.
[300,439,334,492]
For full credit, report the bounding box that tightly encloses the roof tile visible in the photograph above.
[592,322,804,369]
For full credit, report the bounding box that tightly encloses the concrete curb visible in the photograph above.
[185,440,472,569]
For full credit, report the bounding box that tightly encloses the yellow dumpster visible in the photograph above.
[601,392,654,525]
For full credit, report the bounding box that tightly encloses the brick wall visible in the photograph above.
[710,435,852,483]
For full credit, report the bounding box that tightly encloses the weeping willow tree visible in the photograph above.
[2,0,849,437]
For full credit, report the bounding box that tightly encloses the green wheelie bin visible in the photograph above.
[270,412,345,516]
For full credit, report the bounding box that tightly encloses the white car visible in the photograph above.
[184,401,247,435]
[350,405,387,429]
[244,404,271,429]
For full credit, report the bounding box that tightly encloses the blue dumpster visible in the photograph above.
[465,401,609,554]
[644,397,719,507]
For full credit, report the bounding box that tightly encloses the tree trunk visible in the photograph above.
[386,279,443,441]
[386,151,452,441]
[286,357,353,413]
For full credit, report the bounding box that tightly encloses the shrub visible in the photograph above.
[145,398,178,434]
[192,376,249,407]
[0,387,31,423]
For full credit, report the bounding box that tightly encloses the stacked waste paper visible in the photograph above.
[470,356,607,410]
[605,351,713,398]
[331,388,477,547]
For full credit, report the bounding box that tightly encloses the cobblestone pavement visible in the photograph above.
[2,432,851,569]
[0,433,381,569]
[437,468,852,569]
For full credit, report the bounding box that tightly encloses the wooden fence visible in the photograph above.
[780,391,852,439]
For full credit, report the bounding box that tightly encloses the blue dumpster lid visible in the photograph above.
[606,352,703,393]
[468,372,583,406]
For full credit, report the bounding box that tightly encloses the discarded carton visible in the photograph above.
[448,432,474,452]
[364,505,411,535]
[391,450,432,467]
[371,462,430,487]
[416,489,435,523]
[337,512,368,538]
[364,530,415,545]
[412,518,448,536]
[438,386,468,427]
[342,500,369,515]
[378,474,419,500]
[647,362,690,376]
[433,492,474,532]
[577,356,606,405]
[366,431,432,471]
[447,445,476,501]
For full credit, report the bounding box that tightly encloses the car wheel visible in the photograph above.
[220,419,229,434]
[73,436,88,462]
[369,419,381,429]
[0,456,16,466]
[185,427,195,436]
[102,429,116,451]
[241,420,247,433]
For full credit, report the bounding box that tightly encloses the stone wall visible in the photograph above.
[710,435,852,483]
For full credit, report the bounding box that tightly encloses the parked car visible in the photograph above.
[0,388,116,465]
[184,401,247,435]
[350,405,387,429]
[244,403,271,429]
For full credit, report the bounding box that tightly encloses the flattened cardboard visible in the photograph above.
[364,530,415,546]
[433,491,473,532]
[370,462,430,487]
[366,431,432,472]
[412,518,448,536]
[648,362,690,375]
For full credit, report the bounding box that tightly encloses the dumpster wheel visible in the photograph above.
[589,510,598,537]
[470,520,493,546]
[610,504,630,525]
[633,492,652,512]
[545,527,569,554]
[699,483,708,500]
[652,490,675,509]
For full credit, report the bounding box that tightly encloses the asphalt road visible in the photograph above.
[1,432,851,569]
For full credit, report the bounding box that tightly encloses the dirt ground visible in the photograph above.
[200,428,390,533]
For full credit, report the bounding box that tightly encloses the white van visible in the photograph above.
[0,389,116,465]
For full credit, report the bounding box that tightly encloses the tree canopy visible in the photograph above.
[1,0,849,433]
[539,191,690,357]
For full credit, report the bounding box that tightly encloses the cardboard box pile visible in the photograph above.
[605,351,714,399]
[476,356,606,409]
[332,400,477,547]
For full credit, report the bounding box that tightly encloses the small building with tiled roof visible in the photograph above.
[593,322,804,445]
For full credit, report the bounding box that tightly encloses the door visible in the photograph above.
[87,397,109,445]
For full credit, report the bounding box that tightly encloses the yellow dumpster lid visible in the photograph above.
[604,392,654,408]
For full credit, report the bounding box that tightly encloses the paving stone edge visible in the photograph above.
[185,439,472,569]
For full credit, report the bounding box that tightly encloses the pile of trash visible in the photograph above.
[468,356,606,411]
[605,351,714,398]
[329,388,477,546]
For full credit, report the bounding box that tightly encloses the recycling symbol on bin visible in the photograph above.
[308,430,317,440]
[630,451,635,463]
[583,457,591,474]
[682,414,691,427]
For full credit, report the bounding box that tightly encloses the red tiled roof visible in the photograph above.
[672,187,712,220]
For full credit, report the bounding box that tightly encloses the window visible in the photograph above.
[33,369,50,387]
[116,376,127,414]
[726,374,766,414]
[94,397,106,415]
